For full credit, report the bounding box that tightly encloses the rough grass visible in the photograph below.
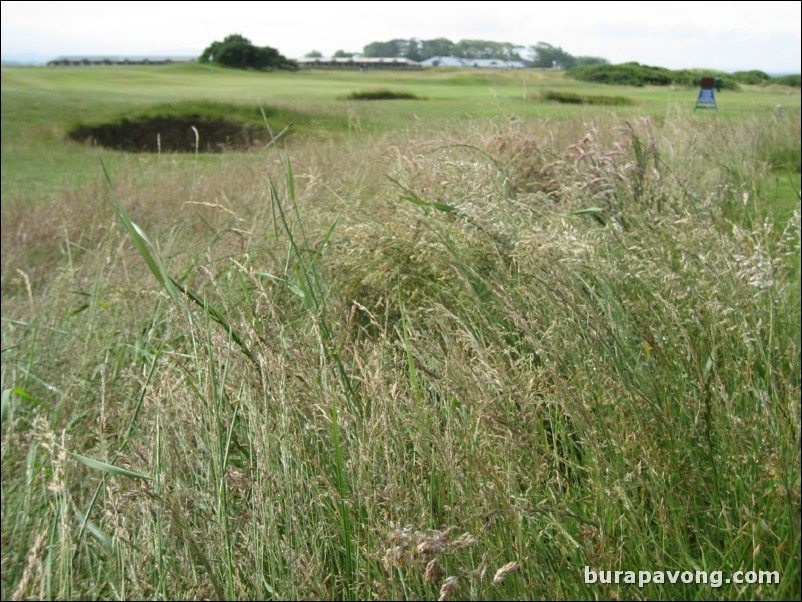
[1,67,801,601]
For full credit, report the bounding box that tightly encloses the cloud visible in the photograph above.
[1,0,799,71]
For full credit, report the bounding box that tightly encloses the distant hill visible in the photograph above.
[1,55,49,66]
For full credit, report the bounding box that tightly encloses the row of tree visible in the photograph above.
[308,38,607,69]
[198,34,607,72]
[364,38,524,62]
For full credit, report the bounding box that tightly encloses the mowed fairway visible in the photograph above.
[1,64,800,601]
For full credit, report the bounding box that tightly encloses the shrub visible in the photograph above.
[772,74,801,87]
[731,70,772,85]
[567,62,674,86]
[567,63,742,89]
[670,69,740,90]
[199,34,297,71]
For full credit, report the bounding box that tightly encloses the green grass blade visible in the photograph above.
[64,449,152,480]
[74,510,114,548]
[570,206,604,215]
[98,154,255,364]
[98,153,184,305]
[388,176,459,213]
[257,271,305,298]
[0,388,10,424]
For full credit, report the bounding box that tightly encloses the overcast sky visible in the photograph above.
[2,0,800,72]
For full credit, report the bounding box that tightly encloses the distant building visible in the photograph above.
[47,56,195,66]
[421,56,526,69]
[296,56,421,69]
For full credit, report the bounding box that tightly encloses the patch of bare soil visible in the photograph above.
[69,117,267,153]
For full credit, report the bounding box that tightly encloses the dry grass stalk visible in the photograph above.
[493,560,520,584]
[424,557,444,583]
[451,532,477,549]
[438,576,458,601]
[11,531,48,601]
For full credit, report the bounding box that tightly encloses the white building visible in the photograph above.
[296,57,421,69]
[421,56,526,69]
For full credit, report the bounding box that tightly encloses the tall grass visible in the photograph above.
[2,111,800,600]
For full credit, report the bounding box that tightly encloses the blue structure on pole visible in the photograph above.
[695,77,718,111]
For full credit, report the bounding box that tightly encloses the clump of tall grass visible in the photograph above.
[2,110,800,600]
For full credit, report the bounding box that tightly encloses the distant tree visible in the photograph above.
[333,50,355,58]
[305,50,323,58]
[199,34,297,70]
[529,42,577,69]
[420,37,455,60]
[363,40,405,58]
[527,43,607,69]
[360,36,538,62]
[362,37,524,61]
[574,55,608,67]
[403,38,423,62]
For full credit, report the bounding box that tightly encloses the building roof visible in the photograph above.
[297,56,421,66]
[48,55,195,65]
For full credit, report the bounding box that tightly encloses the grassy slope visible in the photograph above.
[1,64,800,601]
